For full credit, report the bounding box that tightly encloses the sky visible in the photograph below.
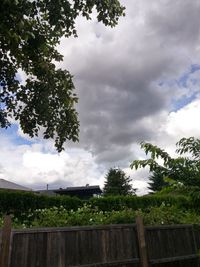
[1,0,200,195]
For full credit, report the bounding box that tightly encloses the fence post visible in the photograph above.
[136,216,149,267]
[0,215,12,267]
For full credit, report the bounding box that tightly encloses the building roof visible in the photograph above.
[37,185,102,198]
[54,185,102,199]
[0,178,31,191]
[55,185,102,193]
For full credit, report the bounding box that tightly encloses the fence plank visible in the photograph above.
[0,215,12,267]
[150,254,198,264]
[136,216,149,267]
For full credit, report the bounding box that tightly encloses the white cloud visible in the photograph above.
[23,152,66,172]
[0,135,104,189]
[165,98,200,138]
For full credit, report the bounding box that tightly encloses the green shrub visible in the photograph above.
[10,205,137,228]
[22,205,109,228]
[2,203,200,229]
[0,190,83,219]
[140,204,185,225]
[190,190,200,211]
[104,209,136,224]
[89,195,190,211]
[0,190,195,228]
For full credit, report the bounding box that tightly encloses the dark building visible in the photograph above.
[55,185,102,199]
[37,185,102,199]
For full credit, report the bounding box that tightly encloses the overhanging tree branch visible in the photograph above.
[0,0,125,151]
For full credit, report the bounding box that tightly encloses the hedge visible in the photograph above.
[0,190,83,217]
[0,190,192,219]
[89,195,191,211]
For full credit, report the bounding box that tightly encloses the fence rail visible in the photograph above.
[0,216,200,267]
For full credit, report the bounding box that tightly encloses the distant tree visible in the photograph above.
[0,0,125,152]
[148,170,169,193]
[103,168,136,196]
[130,137,200,189]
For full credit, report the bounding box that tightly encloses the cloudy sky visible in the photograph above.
[1,0,200,194]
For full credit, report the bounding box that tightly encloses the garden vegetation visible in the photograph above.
[1,137,200,228]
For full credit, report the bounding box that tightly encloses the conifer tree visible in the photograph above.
[103,168,136,196]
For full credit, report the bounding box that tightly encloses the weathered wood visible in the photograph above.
[12,223,136,233]
[10,225,139,267]
[150,254,198,264]
[0,215,12,267]
[7,223,200,267]
[69,258,140,267]
[136,216,149,267]
[146,224,197,259]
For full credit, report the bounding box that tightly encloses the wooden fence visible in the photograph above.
[0,216,200,267]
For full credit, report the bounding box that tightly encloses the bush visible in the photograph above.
[2,200,200,229]
[140,204,185,225]
[14,205,109,228]
[0,190,194,227]
[0,190,83,219]
[7,205,138,228]
[6,204,200,229]
[89,195,190,211]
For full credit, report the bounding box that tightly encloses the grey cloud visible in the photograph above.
[32,179,73,191]
[61,0,200,164]
[146,0,200,47]
[0,164,5,175]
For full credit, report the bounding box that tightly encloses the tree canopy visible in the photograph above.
[0,0,125,151]
[130,137,200,190]
[148,169,169,193]
[103,167,136,196]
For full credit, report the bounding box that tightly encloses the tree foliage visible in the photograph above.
[103,168,135,196]
[0,0,125,151]
[130,137,200,189]
[148,170,169,192]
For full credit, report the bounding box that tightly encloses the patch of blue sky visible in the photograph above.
[176,64,200,88]
[159,64,200,89]
[176,72,188,88]
[190,64,200,73]
[158,64,200,112]
[171,92,197,112]
[0,124,33,146]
